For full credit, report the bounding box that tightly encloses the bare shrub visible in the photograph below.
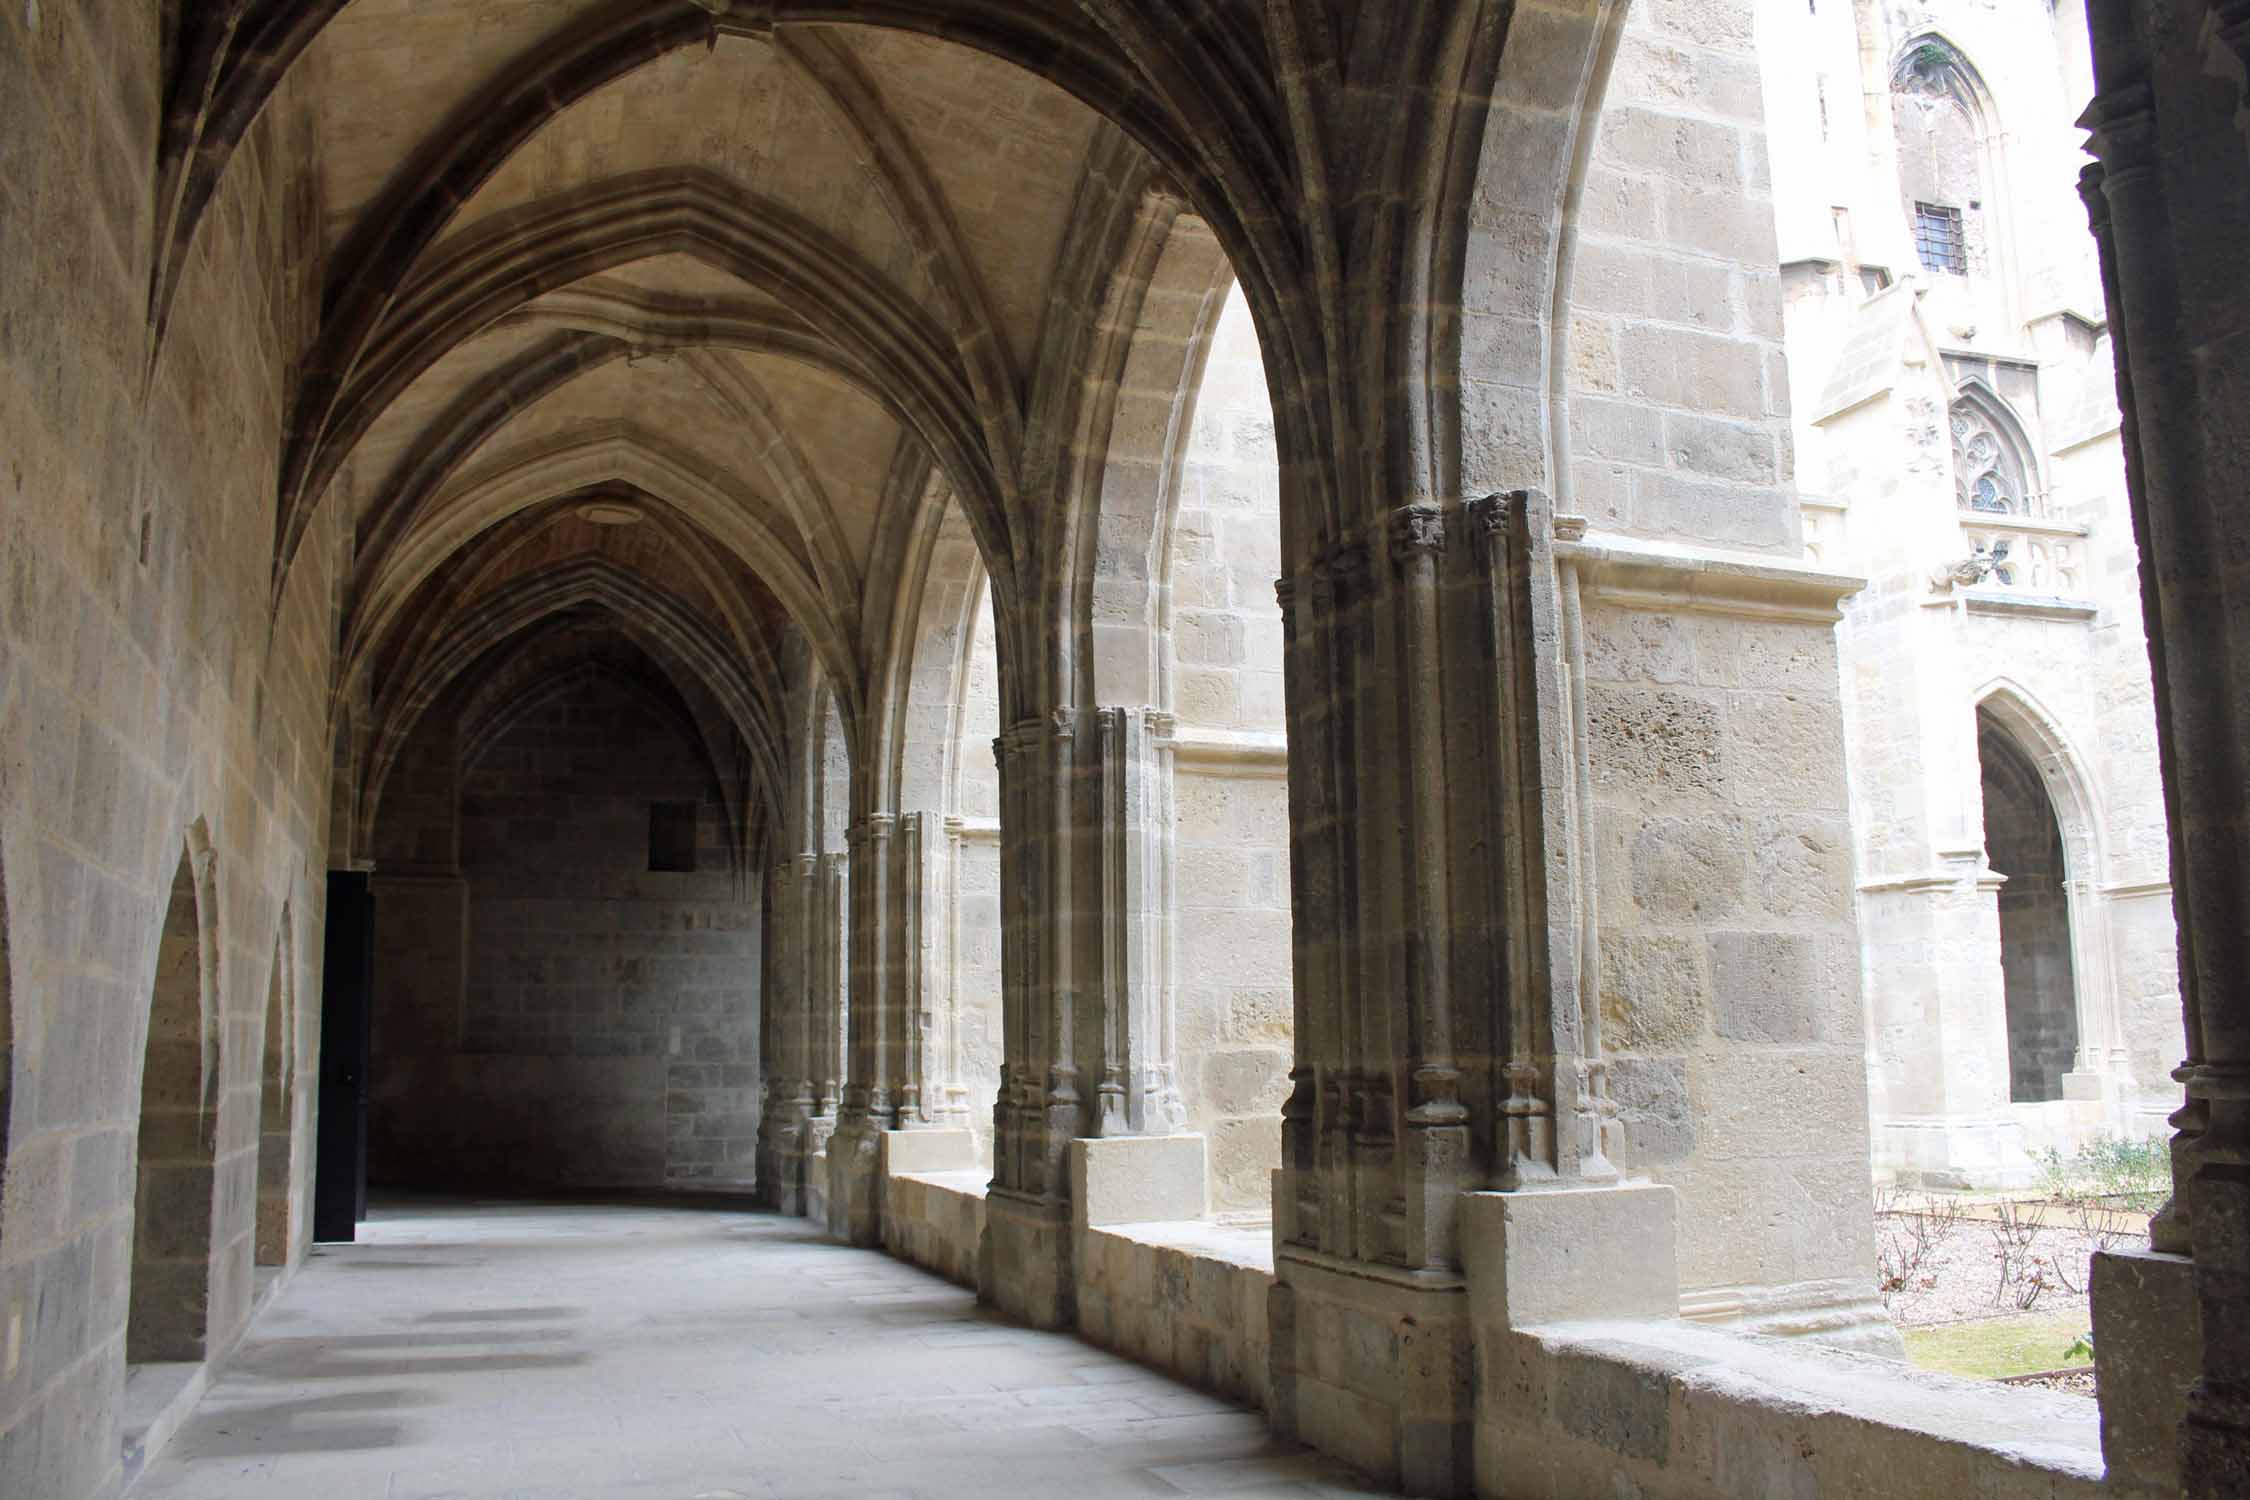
[2054,1200,2128,1297]
[1990,1201,2054,1311]
[1875,1188,1967,1308]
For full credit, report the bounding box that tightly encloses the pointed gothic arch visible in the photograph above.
[1951,383,2044,517]
[129,831,222,1364]
[1889,33,2021,313]
[1973,685,2108,1106]
[254,912,295,1266]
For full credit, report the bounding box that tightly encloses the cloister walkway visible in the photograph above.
[127,1198,1393,1500]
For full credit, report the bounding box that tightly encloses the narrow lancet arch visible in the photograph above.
[1977,707,2083,1104]
[129,837,221,1364]
[254,915,295,1266]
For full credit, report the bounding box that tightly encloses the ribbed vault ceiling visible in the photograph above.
[164,1,1530,866]
[239,4,1144,851]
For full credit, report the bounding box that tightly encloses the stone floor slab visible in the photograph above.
[127,1199,1396,1500]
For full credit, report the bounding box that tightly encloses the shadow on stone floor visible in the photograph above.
[226,1329,587,1383]
[234,1329,571,1359]
[327,1258,488,1271]
[406,1305,584,1323]
[167,1388,430,1459]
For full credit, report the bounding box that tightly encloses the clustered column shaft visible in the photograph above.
[2080,2,2250,1491]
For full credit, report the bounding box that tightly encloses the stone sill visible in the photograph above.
[1167,727,1288,775]
[1558,531,1865,623]
[1512,1316,2103,1484]
[1959,590,2100,621]
[1956,508,2091,538]
[1090,1217,1275,1276]
[893,1168,990,1197]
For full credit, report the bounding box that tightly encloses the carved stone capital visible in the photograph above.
[1387,503,1446,563]
[1323,540,1371,585]
[1466,491,1514,537]
[2079,81,2160,178]
[2078,162,2113,235]
[995,716,1047,760]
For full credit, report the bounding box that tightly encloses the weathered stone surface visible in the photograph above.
[1607,1056,1699,1162]
[1600,932,1709,1052]
[1710,931,1823,1043]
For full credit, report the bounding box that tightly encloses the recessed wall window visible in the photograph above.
[648,801,698,873]
[1912,201,1965,275]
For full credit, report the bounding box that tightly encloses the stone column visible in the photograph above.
[904,808,984,1134]
[829,810,973,1242]
[827,815,897,1244]
[2079,5,2250,1492]
[1091,705,1186,1138]
[893,809,970,1129]
[808,851,847,1158]
[1265,492,1652,1495]
[974,698,1203,1321]
[1862,855,2031,1187]
[982,710,1092,1327]
[755,855,818,1214]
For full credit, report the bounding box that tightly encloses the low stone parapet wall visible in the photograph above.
[864,1144,2114,1499]
[1076,1219,1273,1411]
[883,1170,988,1290]
[1475,1319,2106,1500]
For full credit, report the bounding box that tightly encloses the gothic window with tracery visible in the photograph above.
[1893,40,1990,283]
[1951,400,2026,514]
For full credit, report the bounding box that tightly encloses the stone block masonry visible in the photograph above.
[369,674,761,1192]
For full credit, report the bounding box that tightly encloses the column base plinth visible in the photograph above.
[825,1118,885,1246]
[983,1187,1074,1329]
[1269,1246,1473,1497]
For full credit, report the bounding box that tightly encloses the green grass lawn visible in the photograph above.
[1902,1309,2093,1380]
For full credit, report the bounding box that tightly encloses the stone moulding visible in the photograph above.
[1957,590,2101,621]
[1551,533,1865,623]
[1164,725,1288,775]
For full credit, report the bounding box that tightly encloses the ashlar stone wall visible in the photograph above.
[368,673,761,1191]
[1567,0,1796,554]
[1587,594,1883,1342]
[1548,0,1888,1347]
[0,8,339,1497]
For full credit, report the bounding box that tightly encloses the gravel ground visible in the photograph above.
[1877,1205,2145,1329]
[2006,1368,2098,1397]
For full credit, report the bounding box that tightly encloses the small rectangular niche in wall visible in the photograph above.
[648,801,699,873]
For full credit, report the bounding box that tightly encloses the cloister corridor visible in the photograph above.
[127,1200,1391,1500]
